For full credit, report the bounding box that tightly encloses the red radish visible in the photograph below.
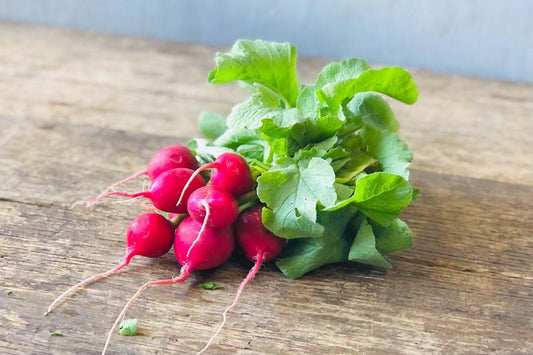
[44,213,174,315]
[93,145,197,200]
[199,205,285,354]
[102,217,235,354]
[89,168,205,213]
[187,186,239,228]
[174,217,235,270]
[175,152,253,208]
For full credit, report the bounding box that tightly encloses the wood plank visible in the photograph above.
[0,23,531,185]
[1,168,531,354]
[0,22,532,355]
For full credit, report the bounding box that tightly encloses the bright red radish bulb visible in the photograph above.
[45,213,174,316]
[209,153,253,197]
[127,213,175,257]
[89,168,205,213]
[187,186,239,228]
[174,216,235,270]
[146,145,198,180]
[199,205,285,354]
[103,217,235,354]
[175,152,253,209]
[93,145,197,201]
[236,205,286,262]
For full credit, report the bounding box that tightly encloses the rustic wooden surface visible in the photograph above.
[0,22,532,355]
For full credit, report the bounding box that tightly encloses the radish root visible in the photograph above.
[198,252,264,354]
[101,266,191,355]
[175,163,216,207]
[186,200,210,258]
[45,253,134,316]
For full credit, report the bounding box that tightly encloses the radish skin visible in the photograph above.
[89,168,205,213]
[176,152,253,208]
[92,145,197,201]
[187,186,239,228]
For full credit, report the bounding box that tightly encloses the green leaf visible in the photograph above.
[291,114,344,146]
[317,67,418,113]
[361,125,412,179]
[119,319,138,336]
[335,150,377,183]
[352,172,415,225]
[296,85,318,117]
[209,40,300,106]
[373,218,413,254]
[4,290,13,296]
[199,282,221,290]
[187,138,233,165]
[257,157,337,239]
[198,111,228,139]
[315,58,371,88]
[276,207,357,279]
[227,93,303,132]
[349,218,391,269]
[334,183,354,202]
[51,331,64,337]
[214,128,262,149]
[345,92,399,132]
[236,143,264,161]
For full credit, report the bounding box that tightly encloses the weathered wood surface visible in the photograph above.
[0,22,532,355]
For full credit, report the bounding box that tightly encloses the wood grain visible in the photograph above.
[0,23,532,354]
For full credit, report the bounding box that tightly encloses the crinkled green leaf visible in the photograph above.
[315,58,371,88]
[291,114,344,146]
[257,157,337,239]
[296,85,318,117]
[228,92,303,132]
[187,138,233,165]
[361,125,412,179]
[352,172,415,225]
[349,218,391,269]
[236,143,264,161]
[345,92,399,132]
[336,150,377,183]
[317,67,418,113]
[119,319,138,336]
[373,218,413,254]
[334,183,354,202]
[214,128,262,149]
[209,40,300,106]
[276,207,357,279]
[198,111,228,139]
[199,281,221,290]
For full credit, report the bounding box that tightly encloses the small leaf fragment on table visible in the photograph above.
[51,331,63,337]
[4,290,13,296]
[200,282,221,290]
[119,319,138,336]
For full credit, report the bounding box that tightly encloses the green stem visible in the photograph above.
[238,199,259,213]
[237,190,258,205]
[170,214,188,228]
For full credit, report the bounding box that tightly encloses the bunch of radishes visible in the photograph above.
[46,145,285,354]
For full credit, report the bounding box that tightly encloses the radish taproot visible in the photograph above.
[176,152,253,208]
[102,217,235,354]
[199,205,285,353]
[45,213,175,315]
[89,168,205,213]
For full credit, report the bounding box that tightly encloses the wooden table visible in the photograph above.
[1,23,532,354]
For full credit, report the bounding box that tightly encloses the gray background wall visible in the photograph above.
[0,0,531,82]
